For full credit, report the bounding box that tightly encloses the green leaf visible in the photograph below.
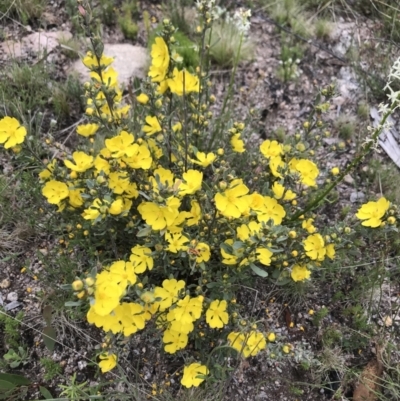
[10,361,21,369]
[42,326,57,351]
[64,301,82,307]
[0,373,31,386]
[42,305,53,325]
[39,386,53,399]
[232,241,244,250]
[137,226,151,237]
[250,264,268,277]
[0,380,16,391]
[275,277,291,286]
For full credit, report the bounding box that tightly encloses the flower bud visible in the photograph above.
[72,280,84,291]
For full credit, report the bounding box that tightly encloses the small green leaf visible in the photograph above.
[0,373,31,386]
[64,301,82,307]
[42,326,57,351]
[39,386,53,399]
[250,263,268,277]
[137,226,151,237]
[42,305,53,325]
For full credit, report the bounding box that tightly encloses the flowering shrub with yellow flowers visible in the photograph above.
[1,0,400,389]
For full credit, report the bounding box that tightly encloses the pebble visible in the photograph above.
[0,279,11,289]
[343,174,355,185]
[7,291,18,302]
[78,360,87,370]
[5,301,21,311]
[350,191,365,203]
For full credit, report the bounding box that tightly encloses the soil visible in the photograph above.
[1,1,400,401]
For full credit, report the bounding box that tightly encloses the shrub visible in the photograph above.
[1,0,400,391]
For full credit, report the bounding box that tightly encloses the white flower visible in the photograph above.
[233,8,251,34]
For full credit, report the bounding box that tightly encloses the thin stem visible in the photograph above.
[208,33,244,151]
[286,104,396,222]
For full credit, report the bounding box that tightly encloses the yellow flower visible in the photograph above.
[215,179,250,218]
[148,37,170,83]
[325,243,335,259]
[260,140,283,159]
[42,180,69,204]
[172,122,182,132]
[117,302,146,336]
[90,67,118,88]
[282,345,290,354]
[163,329,188,354]
[82,52,114,69]
[68,187,84,208]
[227,331,266,357]
[186,200,202,226]
[108,171,130,194]
[267,332,276,342]
[167,295,203,327]
[181,363,208,388]
[356,197,390,228]
[272,182,296,201]
[331,167,340,176]
[109,198,123,215]
[153,278,185,311]
[167,68,199,95]
[256,247,273,266]
[230,133,245,153]
[82,198,103,221]
[76,123,99,137]
[191,151,216,167]
[302,218,316,234]
[303,234,326,261]
[245,331,267,357]
[130,245,153,273]
[269,156,285,178]
[178,169,203,196]
[165,232,189,253]
[39,160,56,181]
[0,116,27,149]
[206,300,229,328]
[109,260,137,288]
[64,151,94,172]
[99,353,117,373]
[92,280,123,316]
[143,116,162,135]
[290,158,319,187]
[138,197,180,230]
[291,264,311,282]
[105,130,135,158]
[236,221,261,242]
[194,242,211,263]
[136,93,149,104]
[123,144,152,170]
[256,196,286,225]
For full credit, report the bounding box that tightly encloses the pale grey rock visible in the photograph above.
[5,301,21,311]
[70,44,149,87]
[343,174,355,185]
[350,191,365,203]
[0,31,72,57]
[6,291,18,302]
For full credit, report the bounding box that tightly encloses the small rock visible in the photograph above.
[70,44,149,87]
[5,301,21,311]
[39,248,48,255]
[343,174,355,185]
[1,31,72,57]
[350,191,365,203]
[0,279,11,289]
[78,360,87,370]
[7,291,18,302]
